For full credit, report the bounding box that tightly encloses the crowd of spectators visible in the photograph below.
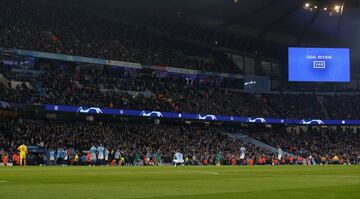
[0,63,271,116]
[0,0,240,73]
[3,61,360,120]
[2,1,360,120]
[323,95,360,120]
[0,119,275,166]
[1,0,360,169]
[243,126,360,164]
[261,93,325,119]
[0,83,34,105]
[1,119,359,166]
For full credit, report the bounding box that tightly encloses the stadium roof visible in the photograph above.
[42,0,359,47]
[15,0,360,64]
[92,0,360,46]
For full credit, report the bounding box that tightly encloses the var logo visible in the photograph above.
[313,61,326,69]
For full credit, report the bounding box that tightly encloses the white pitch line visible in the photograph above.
[127,170,220,175]
[181,171,220,175]
[219,173,360,178]
[0,181,7,183]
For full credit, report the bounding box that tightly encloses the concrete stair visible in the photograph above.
[227,130,294,157]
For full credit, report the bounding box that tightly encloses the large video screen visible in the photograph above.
[288,47,350,82]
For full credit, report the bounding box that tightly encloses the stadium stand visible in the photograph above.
[2,61,360,120]
[1,118,359,166]
[0,119,275,166]
[242,126,360,164]
[261,93,325,119]
[0,62,270,116]
[1,0,360,168]
[2,0,360,198]
[0,0,241,73]
[4,56,360,166]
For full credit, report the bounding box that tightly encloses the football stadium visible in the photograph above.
[1,0,360,198]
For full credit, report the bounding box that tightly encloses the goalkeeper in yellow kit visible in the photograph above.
[17,143,28,166]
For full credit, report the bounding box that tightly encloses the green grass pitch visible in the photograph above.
[1,165,360,199]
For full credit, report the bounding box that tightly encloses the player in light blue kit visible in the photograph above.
[49,149,55,165]
[240,146,246,165]
[89,145,97,166]
[277,145,283,162]
[173,150,184,167]
[97,144,105,166]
